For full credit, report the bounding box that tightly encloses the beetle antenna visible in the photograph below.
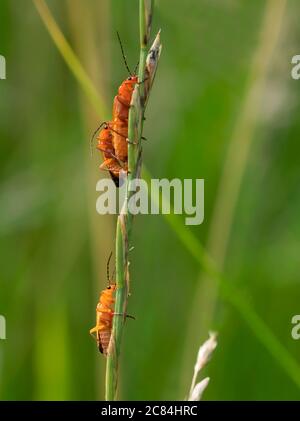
[133,60,139,75]
[90,122,106,157]
[116,31,132,76]
[107,251,113,285]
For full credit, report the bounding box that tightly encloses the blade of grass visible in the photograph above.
[65,0,114,401]
[33,0,108,119]
[189,0,288,342]
[142,168,300,390]
[34,0,300,391]
[181,0,288,395]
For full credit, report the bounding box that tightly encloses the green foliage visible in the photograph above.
[0,0,300,400]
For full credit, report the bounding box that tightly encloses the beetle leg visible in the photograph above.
[113,312,135,320]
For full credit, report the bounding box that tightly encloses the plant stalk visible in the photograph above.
[105,0,161,401]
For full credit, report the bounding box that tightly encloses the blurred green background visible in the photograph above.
[1,0,300,400]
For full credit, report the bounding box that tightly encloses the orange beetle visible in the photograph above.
[90,253,134,355]
[95,33,138,185]
[96,122,127,186]
[96,122,114,160]
[112,75,138,163]
[90,284,116,355]
[90,253,116,355]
